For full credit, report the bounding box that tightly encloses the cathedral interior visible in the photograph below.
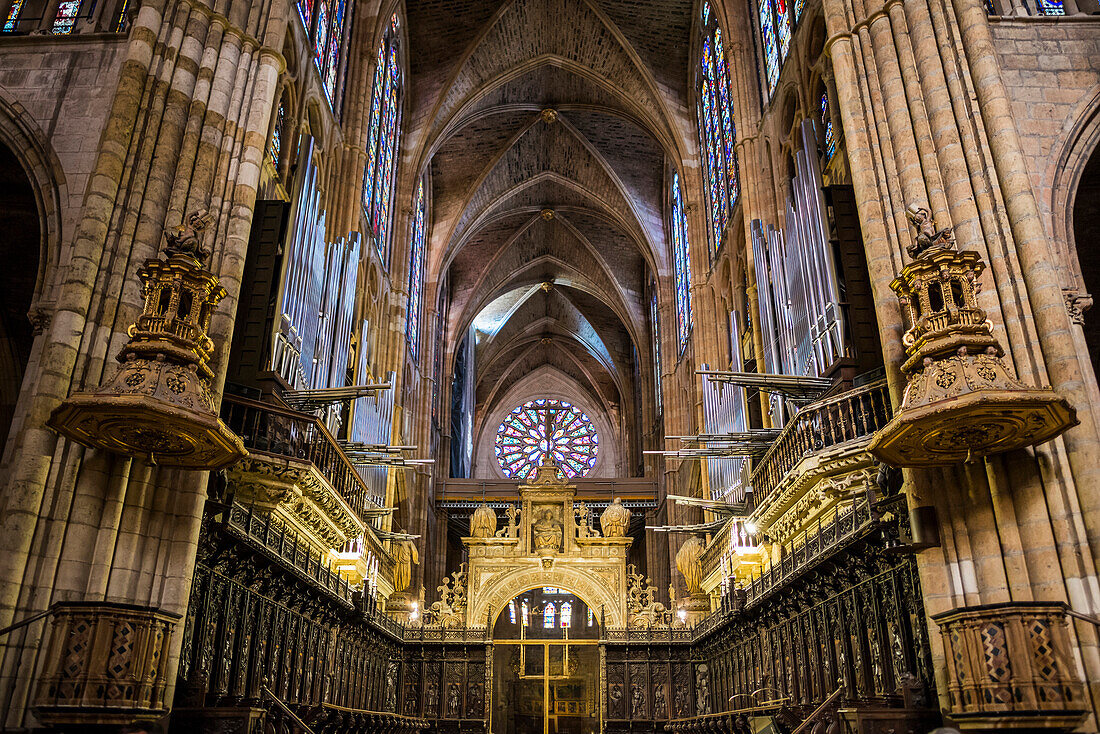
[2,0,1100,732]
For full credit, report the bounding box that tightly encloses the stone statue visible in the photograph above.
[676,536,705,597]
[164,210,214,264]
[600,497,630,537]
[470,503,497,537]
[626,564,669,628]
[904,204,955,258]
[532,509,562,552]
[496,504,520,538]
[575,501,598,538]
[392,539,419,593]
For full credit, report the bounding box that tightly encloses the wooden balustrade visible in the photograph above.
[222,395,380,520]
[749,380,891,508]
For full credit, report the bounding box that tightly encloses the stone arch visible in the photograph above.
[0,88,66,313]
[468,565,626,630]
[473,364,620,480]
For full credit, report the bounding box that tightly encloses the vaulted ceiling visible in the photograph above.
[402,0,697,475]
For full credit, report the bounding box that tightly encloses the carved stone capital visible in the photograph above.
[1063,288,1092,326]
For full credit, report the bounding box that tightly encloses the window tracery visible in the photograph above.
[406,178,427,359]
[696,4,741,257]
[543,602,555,628]
[51,0,81,34]
[362,15,403,262]
[494,399,599,481]
[670,172,693,353]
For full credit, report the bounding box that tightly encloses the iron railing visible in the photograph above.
[222,395,382,520]
[743,497,877,608]
[749,380,890,508]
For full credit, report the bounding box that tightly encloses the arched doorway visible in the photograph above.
[491,587,601,734]
[0,139,41,454]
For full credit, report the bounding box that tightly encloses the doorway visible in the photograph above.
[491,587,601,734]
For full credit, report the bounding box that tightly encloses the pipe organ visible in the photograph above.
[701,352,748,504]
[751,119,851,419]
[351,369,398,509]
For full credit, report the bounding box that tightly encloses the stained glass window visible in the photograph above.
[587,608,594,627]
[697,10,740,258]
[494,399,599,481]
[560,602,572,628]
[521,600,529,626]
[3,0,23,31]
[322,0,345,100]
[1035,0,1065,13]
[269,102,285,169]
[298,0,313,27]
[759,0,779,93]
[820,90,836,162]
[650,286,662,408]
[362,16,402,261]
[670,172,693,352]
[775,0,791,61]
[508,601,517,624]
[314,0,328,62]
[794,0,805,22]
[112,0,131,32]
[543,603,556,628]
[406,179,427,359]
[52,0,81,34]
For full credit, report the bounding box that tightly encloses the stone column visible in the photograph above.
[820,0,1100,725]
[0,0,287,726]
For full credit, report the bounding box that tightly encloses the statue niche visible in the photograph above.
[532,508,563,553]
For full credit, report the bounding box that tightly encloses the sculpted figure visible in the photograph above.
[904,204,955,258]
[164,210,214,263]
[600,497,631,537]
[392,539,419,593]
[470,503,497,538]
[496,504,520,538]
[676,536,705,597]
[532,509,562,552]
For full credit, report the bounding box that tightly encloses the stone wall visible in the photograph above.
[992,17,1100,271]
[0,35,126,244]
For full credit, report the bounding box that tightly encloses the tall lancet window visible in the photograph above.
[670,172,693,353]
[406,178,427,360]
[697,2,740,258]
[312,0,347,105]
[362,15,403,262]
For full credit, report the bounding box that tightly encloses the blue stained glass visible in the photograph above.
[297,0,312,27]
[702,0,710,25]
[51,0,81,34]
[543,603,555,628]
[509,601,517,624]
[406,179,427,359]
[671,173,693,351]
[314,0,328,63]
[323,0,345,100]
[794,0,805,22]
[269,103,284,168]
[373,43,400,253]
[821,91,836,161]
[587,608,594,626]
[4,0,24,31]
[700,84,723,253]
[361,43,386,213]
[1036,0,1065,13]
[522,600,529,626]
[759,0,779,93]
[702,45,728,240]
[775,0,791,61]
[713,28,739,209]
[561,602,572,628]
[651,287,662,407]
[495,399,599,480]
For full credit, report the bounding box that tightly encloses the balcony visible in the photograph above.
[221,395,376,556]
[749,379,890,534]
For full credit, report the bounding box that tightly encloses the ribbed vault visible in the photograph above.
[403,0,696,478]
